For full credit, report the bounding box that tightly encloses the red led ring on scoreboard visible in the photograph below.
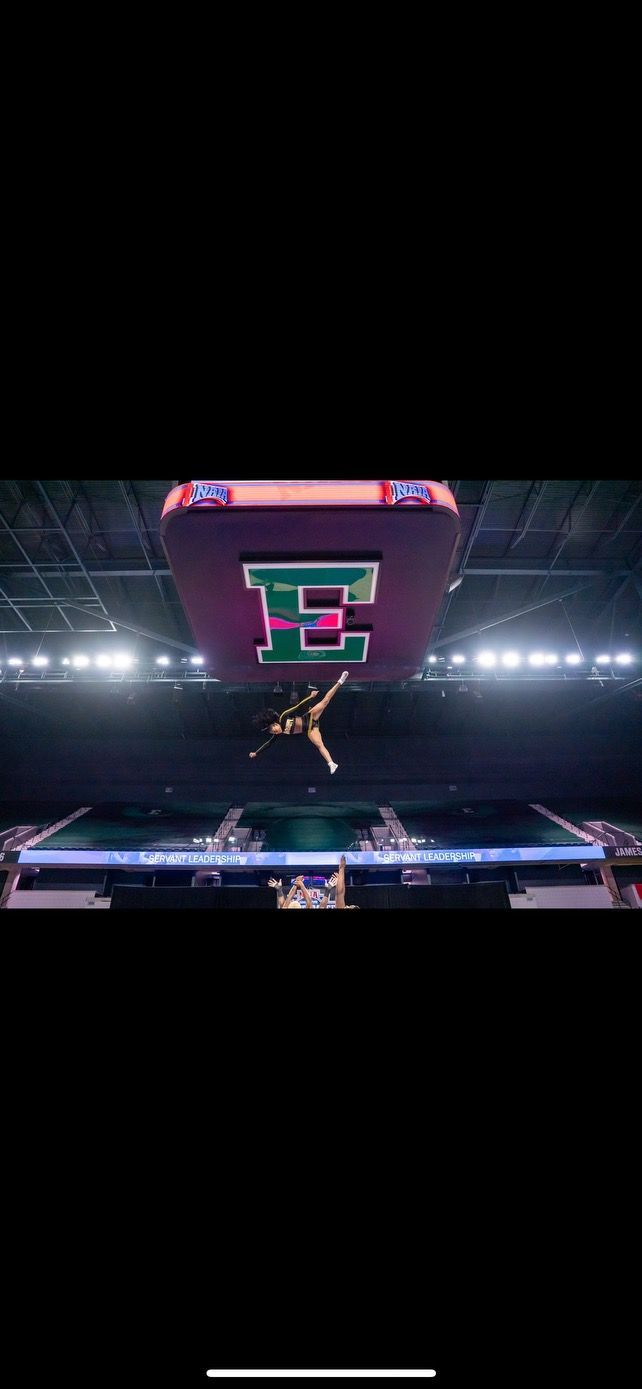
[161,480,458,519]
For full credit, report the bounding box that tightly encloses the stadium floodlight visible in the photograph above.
[528,652,546,667]
[501,651,521,668]
[156,656,171,666]
[595,654,611,665]
[32,655,49,667]
[451,654,466,664]
[476,651,496,667]
[190,655,204,665]
[112,653,133,669]
[614,652,633,664]
[427,655,438,664]
[72,655,90,668]
[565,652,582,665]
[205,837,212,843]
[8,657,24,666]
[95,655,112,668]
[544,653,558,665]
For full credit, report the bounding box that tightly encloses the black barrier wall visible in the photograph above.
[348,882,510,909]
[110,882,511,910]
[111,886,274,910]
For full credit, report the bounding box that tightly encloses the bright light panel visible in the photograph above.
[528,653,546,667]
[95,655,112,668]
[8,657,24,666]
[614,653,633,665]
[156,656,170,666]
[451,654,466,664]
[112,653,133,669]
[595,654,611,665]
[427,655,437,664]
[565,653,582,665]
[32,656,49,667]
[62,658,70,665]
[544,654,557,665]
[72,655,90,668]
[476,651,496,667]
[501,652,521,667]
[190,655,204,665]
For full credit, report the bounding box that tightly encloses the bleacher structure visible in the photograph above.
[1,796,639,908]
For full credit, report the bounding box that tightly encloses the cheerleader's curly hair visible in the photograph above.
[251,708,280,732]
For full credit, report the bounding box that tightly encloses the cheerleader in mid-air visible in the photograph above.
[249,672,349,773]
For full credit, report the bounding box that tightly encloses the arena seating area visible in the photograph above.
[0,798,604,853]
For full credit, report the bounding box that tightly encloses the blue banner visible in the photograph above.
[3,845,607,867]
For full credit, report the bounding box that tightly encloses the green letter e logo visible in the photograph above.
[243,561,379,665]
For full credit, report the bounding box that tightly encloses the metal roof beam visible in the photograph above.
[0,507,75,630]
[544,480,602,571]
[463,566,634,577]
[117,480,169,610]
[57,601,197,653]
[525,482,605,606]
[577,571,634,631]
[592,572,633,622]
[431,578,600,649]
[0,565,173,578]
[631,572,642,604]
[0,596,131,607]
[586,482,642,555]
[31,481,116,627]
[629,535,642,568]
[83,567,172,578]
[0,623,117,633]
[427,481,494,653]
[606,488,642,543]
[2,564,630,580]
[0,584,33,630]
[457,481,495,572]
[508,480,549,549]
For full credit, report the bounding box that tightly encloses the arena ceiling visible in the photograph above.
[0,478,640,738]
[432,478,642,656]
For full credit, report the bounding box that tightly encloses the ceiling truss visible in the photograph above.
[0,480,638,660]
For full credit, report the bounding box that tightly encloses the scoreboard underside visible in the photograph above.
[161,480,460,683]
